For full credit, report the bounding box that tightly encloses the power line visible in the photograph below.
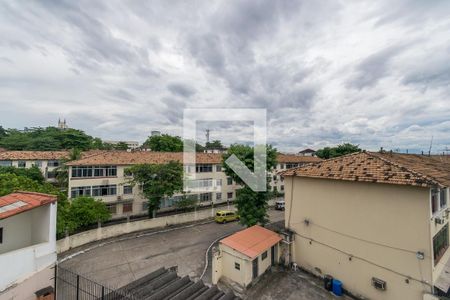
[291,220,427,257]
[293,232,432,288]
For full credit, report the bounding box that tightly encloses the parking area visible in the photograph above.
[60,209,284,289]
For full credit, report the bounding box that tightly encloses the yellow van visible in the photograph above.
[215,210,239,223]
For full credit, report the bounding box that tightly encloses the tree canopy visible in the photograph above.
[126,161,183,218]
[0,165,45,183]
[222,144,277,227]
[315,143,362,159]
[205,140,225,150]
[0,126,130,151]
[143,133,205,152]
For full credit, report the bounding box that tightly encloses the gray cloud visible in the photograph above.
[167,82,196,98]
[0,0,449,153]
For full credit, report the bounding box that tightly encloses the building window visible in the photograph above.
[235,262,240,270]
[262,251,268,260]
[273,175,277,181]
[47,171,56,179]
[440,189,447,209]
[199,193,212,202]
[286,163,299,169]
[33,161,42,167]
[227,177,233,185]
[106,204,117,214]
[216,193,222,201]
[92,185,117,196]
[196,164,213,173]
[48,160,60,167]
[0,161,12,167]
[280,164,285,169]
[216,165,222,172]
[123,185,133,195]
[216,179,222,187]
[72,166,117,178]
[70,186,91,198]
[227,192,233,199]
[123,203,133,213]
[18,161,26,168]
[142,202,149,211]
[280,185,284,191]
[0,227,3,244]
[434,224,449,265]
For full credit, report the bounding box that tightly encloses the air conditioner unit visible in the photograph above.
[435,217,445,225]
[117,196,122,201]
[372,278,386,290]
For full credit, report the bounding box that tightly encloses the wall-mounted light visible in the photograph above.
[416,251,425,260]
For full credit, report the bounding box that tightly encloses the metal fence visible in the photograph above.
[56,265,135,300]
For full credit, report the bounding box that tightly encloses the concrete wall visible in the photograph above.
[58,206,233,253]
[285,176,434,300]
[0,264,54,300]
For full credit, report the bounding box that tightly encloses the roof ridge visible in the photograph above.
[367,152,442,187]
[10,191,58,198]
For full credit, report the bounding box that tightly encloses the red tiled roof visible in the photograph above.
[282,151,450,188]
[220,225,282,259]
[0,151,69,160]
[276,153,322,164]
[0,191,57,219]
[67,151,322,166]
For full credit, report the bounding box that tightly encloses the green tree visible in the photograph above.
[68,196,111,228]
[205,140,224,150]
[0,127,96,150]
[174,194,198,212]
[0,165,45,183]
[56,148,82,189]
[222,144,277,227]
[316,143,361,159]
[0,126,7,138]
[126,161,183,218]
[143,134,184,152]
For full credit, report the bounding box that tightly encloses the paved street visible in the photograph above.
[60,209,284,289]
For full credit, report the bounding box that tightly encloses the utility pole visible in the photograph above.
[206,129,210,144]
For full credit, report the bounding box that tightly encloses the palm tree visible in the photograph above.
[56,148,81,191]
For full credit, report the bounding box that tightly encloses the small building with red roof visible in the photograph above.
[0,191,57,299]
[212,225,282,288]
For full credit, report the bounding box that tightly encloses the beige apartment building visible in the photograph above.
[66,151,241,218]
[0,151,69,182]
[269,154,321,193]
[66,151,316,218]
[282,151,450,300]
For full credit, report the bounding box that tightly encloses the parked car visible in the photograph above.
[215,210,239,223]
[275,200,285,210]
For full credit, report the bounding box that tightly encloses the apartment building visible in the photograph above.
[0,191,57,300]
[269,154,321,193]
[282,151,450,300]
[0,151,69,182]
[66,151,240,218]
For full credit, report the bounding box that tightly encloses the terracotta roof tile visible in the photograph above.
[0,191,57,219]
[282,152,450,188]
[0,151,69,160]
[220,225,282,259]
[66,151,223,166]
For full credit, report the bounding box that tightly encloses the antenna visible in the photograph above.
[428,135,433,156]
[206,129,210,144]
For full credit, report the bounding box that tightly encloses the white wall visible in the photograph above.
[0,203,56,292]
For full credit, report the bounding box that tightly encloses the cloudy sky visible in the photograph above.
[0,0,449,153]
